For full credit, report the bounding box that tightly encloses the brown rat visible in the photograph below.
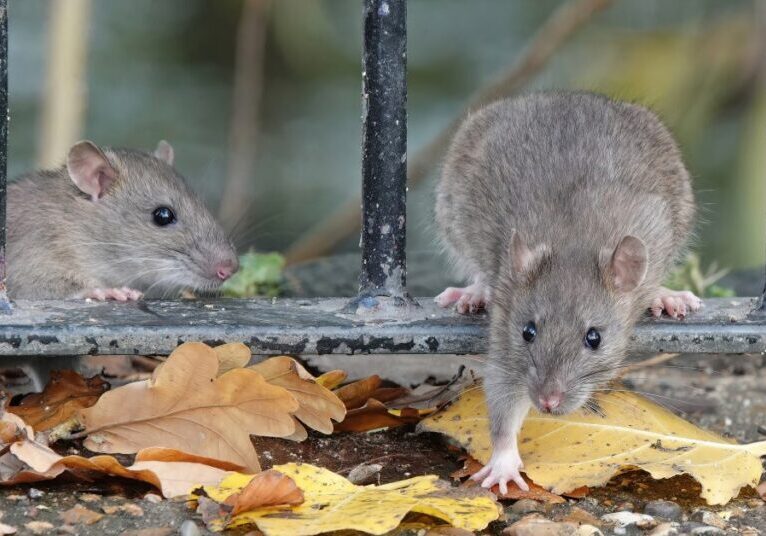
[434,91,700,492]
[7,139,238,300]
[5,140,239,389]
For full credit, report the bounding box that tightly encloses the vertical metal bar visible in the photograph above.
[354,0,411,309]
[0,0,9,311]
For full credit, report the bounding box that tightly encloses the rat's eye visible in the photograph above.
[585,328,601,349]
[152,206,176,226]
[522,321,537,342]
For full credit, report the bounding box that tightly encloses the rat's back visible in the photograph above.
[436,91,694,286]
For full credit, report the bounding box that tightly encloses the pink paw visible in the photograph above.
[470,448,528,494]
[84,287,143,302]
[650,287,702,319]
[435,284,489,314]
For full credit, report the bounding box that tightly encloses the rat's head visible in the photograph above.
[494,230,647,415]
[66,140,239,297]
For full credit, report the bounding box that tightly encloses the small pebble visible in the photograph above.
[77,494,101,503]
[601,511,657,529]
[510,499,544,514]
[690,510,726,530]
[347,462,383,485]
[143,493,163,504]
[179,520,201,536]
[690,527,725,536]
[757,425,766,435]
[24,522,53,535]
[27,489,44,500]
[615,502,634,512]
[644,500,682,521]
[648,522,680,536]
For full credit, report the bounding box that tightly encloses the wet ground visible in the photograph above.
[0,352,764,535]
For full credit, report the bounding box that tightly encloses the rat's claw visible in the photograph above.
[83,287,143,302]
[470,448,528,494]
[650,287,701,320]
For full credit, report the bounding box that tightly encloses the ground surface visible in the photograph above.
[0,352,764,535]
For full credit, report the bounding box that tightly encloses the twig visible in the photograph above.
[619,353,680,376]
[218,0,271,230]
[37,0,93,168]
[285,0,614,264]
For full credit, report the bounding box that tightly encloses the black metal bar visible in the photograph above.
[0,0,9,312]
[355,0,411,307]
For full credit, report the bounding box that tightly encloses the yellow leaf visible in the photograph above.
[80,342,299,471]
[249,356,346,435]
[315,369,347,390]
[195,463,501,534]
[212,342,252,375]
[419,388,766,505]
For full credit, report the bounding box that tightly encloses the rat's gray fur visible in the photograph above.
[436,92,695,441]
[7,145,237,299]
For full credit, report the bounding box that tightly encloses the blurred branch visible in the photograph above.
[218,0,271,231]
[285,0,614,265]
[37,0,92,168]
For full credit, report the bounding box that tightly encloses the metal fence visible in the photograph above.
[0,0,763,359]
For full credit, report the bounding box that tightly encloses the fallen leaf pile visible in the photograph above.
[420,385,766,505]
[193,462,501,534]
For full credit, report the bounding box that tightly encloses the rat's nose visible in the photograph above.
[215,258,238,281]
[538,392,563,413]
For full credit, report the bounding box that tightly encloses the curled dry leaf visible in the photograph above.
[334,399,432,433]
[135,448,246,471]
[249,356,345,435]
[194,462,501,535]
[80,342,299,471]
[419,387,766,505]
[333,375,382,410]
[315,370,347,390]
[212,342,252,375]
[8,440,228,498]
[224,469,304,515]
[6,370,109,431]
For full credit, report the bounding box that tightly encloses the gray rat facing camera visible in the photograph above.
[435,91,701,492]
[4,140,239,389]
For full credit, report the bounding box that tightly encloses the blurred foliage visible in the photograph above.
[222,251,286,298]
[665,253,735,298]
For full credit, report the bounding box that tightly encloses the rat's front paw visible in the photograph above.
[650,287,702,319]
[434,283,489,314]
[470,448,528,494]
[84,287,143,301]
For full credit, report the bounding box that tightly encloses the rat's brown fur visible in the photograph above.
[7,144,237,299]
[436,91,695,448]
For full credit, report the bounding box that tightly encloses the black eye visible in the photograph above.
[585,328,601,349]
[522,321,537,342]
[152,206,176,226]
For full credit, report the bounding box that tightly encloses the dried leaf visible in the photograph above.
[333,375,382,409]
[80,342,299,470]
[59,505,103,525]
[135,448,245,471]
[315,370,347,390]
[8,440,228,498]
[7,370,109,431]
[419,388,766,505]
[213,343,252,375]
[334,399,430,433]
[194,463,501,534]
[249,356,345,435]
[224,470,304,515]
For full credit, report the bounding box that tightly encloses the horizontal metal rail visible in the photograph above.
[0,297,761,357]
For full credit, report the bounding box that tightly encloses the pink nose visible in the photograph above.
[539,392,562,413]
[215,260,237,281]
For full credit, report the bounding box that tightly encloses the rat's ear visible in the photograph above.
[154,140,174,166]
[603,235,647,293]
[67,141,117,201]
[510,229,549,276]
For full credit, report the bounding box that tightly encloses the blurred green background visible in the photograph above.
[8,0,766,284]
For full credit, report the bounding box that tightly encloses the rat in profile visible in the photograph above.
[435,91,700,492]
[5,140,239,388]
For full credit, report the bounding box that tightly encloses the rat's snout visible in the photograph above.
[538,391,563,413]
[214,256,239,281]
